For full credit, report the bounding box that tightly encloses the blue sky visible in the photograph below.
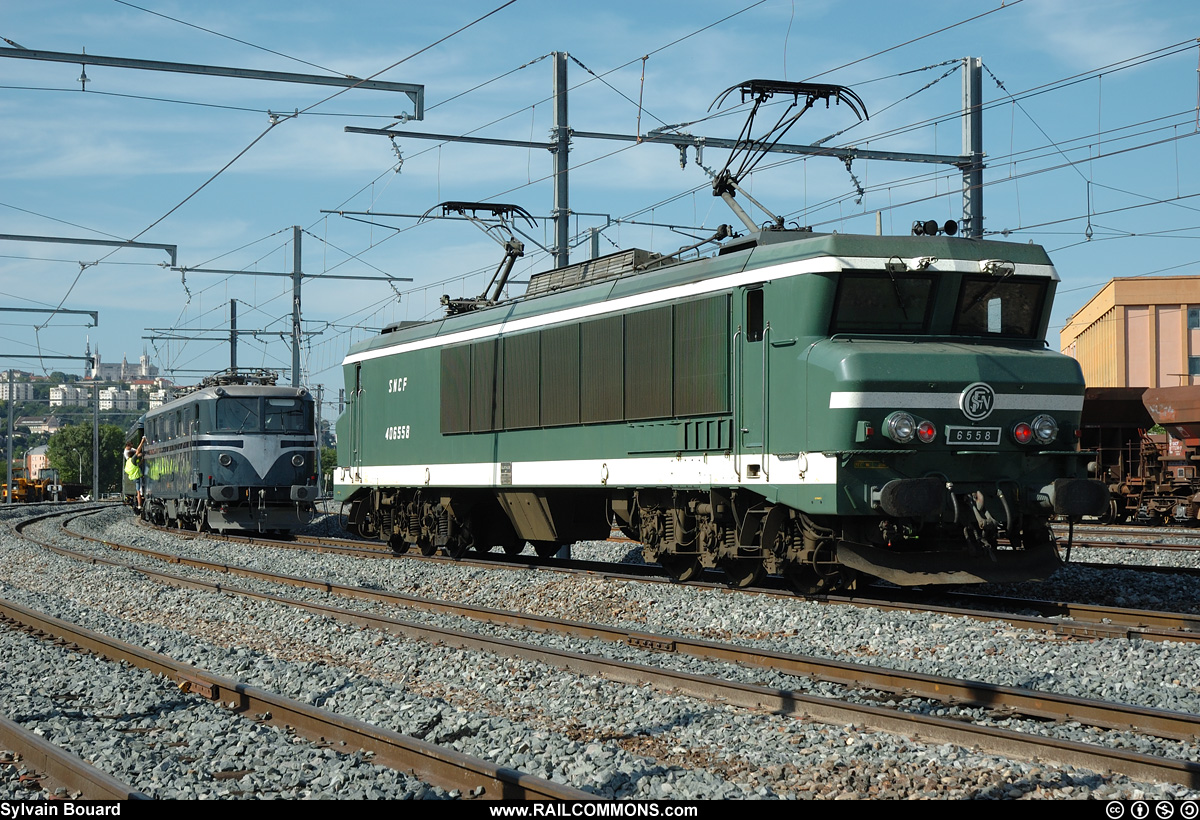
[3,0,1200,408]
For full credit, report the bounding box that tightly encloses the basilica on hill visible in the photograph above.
[83,338,159,382]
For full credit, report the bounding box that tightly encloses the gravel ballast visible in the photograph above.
[1,502,1199,800]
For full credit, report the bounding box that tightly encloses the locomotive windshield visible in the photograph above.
[215,396,312,432]
[830,271,936,334]
[216,397,260,432]
[830,270,1049,339]
[952,275,1048,339]
[264,398,311,432]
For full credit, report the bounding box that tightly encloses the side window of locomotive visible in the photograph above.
[264,398,310,432]
[830,272,935,334]
[746,288,764,342]
[952,275,1048,339]
[216,397,261,432]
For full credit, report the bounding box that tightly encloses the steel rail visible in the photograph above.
[44,527,1200,786]
[900,590,1200,637]
[0,595,587,801]
[0,712,148,800]
[830,590,1200,643]
[1071,540,1200,552]
[101,521,1200,724]
[1073,561,1200,579]
[7,518,591,801]
[218,525,1200,644]
[199,522,1200,643]
[1063,523,1200,542]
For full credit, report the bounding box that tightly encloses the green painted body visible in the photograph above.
[337,231,1080,505]
[333,230,1099,587]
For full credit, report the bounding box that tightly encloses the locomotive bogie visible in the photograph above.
[337,231,1107,589]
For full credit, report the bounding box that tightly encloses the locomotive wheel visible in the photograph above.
[445,515,482,560]
[445,528,473,559]
[719,557,765,588]
[532,540,559,558]
[1098,498,1118,525]
[784,562,855,595]
[501,541,525,556]
[387,533,410,554]
[783,565,823,595]
[417,538,437,557]
[659,555,703,583]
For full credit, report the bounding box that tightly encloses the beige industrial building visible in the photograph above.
[1060,277,1200,388]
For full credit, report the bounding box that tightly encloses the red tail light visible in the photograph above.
[1012,422,1033,444]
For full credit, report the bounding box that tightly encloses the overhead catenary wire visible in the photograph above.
[309,58,1200,368]
[110,0,346,76]
[0,84,406,119]
[13,4,1200,388]
[14,1,523,380]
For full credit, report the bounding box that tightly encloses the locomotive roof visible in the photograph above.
[145,383,311,418]
[347,229,1056,364]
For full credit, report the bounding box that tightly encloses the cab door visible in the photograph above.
[736,285,768,480]
[350,363,365,479]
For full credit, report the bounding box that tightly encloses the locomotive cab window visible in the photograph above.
[745,288,764,342]
[830,271,935,334]
[264,398,311,432]
[952,275,1048,339]
[216,397,262,432]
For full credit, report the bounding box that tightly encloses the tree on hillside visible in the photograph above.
[47,423,125,492]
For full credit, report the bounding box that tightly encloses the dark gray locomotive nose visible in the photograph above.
[140,371,319,533]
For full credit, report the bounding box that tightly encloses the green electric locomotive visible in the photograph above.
[334,227,1107,592]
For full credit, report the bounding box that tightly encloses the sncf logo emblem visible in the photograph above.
[959,382,996,421]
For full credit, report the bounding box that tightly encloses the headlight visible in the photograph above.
[218,453,233,467]
[291,453,305,467]
[884,412,916,444]
[1031,414,1058,444]
[916,420,937,443]
[1012,422,1033,445]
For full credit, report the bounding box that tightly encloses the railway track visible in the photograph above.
[3,511,590,801]
[22,507,1200,790]
[172,514,1200,593]
[5,503,1198,798]
[172,520,1200,644]
[0,713,147,800]
[1059,523,1200,549]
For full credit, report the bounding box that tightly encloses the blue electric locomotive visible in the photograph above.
[140,370,319,532]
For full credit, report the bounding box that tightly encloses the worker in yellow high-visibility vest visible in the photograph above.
[123,437,145,509]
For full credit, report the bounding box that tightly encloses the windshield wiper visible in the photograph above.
[235,404,257,434]
[882,260,909,320]
[966,270,1015,313]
